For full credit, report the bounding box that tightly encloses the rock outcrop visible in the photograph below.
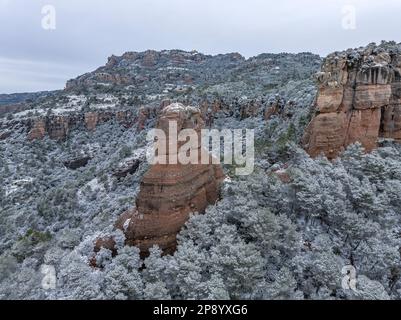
[264,95,287,120]
[303,42,401,159]
[27,110,136,141]
[0,130,11,140]
[27,115,77,141]
[64,49,320,101]
[27,119,46,140]
[114,103,224,256]
[47,116,70,140]
[84,112,99,131]
[63,156,92,170]
[113,159,141,179]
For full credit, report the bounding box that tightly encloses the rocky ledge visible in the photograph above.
[303,41,401,158]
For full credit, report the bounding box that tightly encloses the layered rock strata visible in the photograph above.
[303,42,401,159]
[114,103,224,256]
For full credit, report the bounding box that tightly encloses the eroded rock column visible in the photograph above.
[115,103,224,256]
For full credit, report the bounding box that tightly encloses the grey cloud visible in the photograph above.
[0,0,400,93]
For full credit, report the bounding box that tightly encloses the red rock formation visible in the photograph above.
[28,119,46,140]
[264,96,287,120]
[90,237,118,267]
[303,42,401,159]
[239,100,261,120]
[48,116,70,140]
[116,110,135,128]
[136,106,152,131]
[0,131,11,140]
[84,112,99,131]
[115,103,224,256]
[113,159,141,179]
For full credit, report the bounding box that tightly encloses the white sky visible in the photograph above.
[0,0,400,93]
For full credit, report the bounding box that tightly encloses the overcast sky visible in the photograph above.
[1,0,401,93]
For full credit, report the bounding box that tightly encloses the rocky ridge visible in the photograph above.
[0,50,320,142]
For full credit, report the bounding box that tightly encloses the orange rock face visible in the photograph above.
[142,50,160,67]
[28,119,46,140]
[84,112,99,131]
[303,42,401,158]
[27,110,136,140]
[28,116,70,141]
[115,103,224,256]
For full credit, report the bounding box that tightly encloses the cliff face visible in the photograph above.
[65,50,247,93]
[26,110,137,140]
[115,103,224,256]
[303,42,401,159]
[22,96,296,141]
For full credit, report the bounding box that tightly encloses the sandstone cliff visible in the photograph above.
[26,110,137,141]
[303,42,401,159]
[114,103,224,256]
